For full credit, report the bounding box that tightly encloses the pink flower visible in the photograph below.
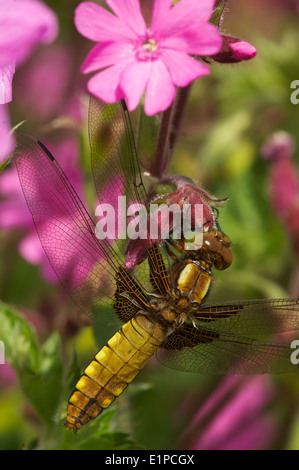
[0,65,15,103]
[178,376,279,450]
[13,44,76,121]
[0,0,58,105]
[74,0,222,116]
[0,104,14,161]
[261,131,299,255]
[0,0,58,161]
[0,363,17,389]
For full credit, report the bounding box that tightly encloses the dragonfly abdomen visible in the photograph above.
[65,313,168,432]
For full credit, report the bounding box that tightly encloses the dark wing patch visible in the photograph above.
[114,266,150,323]
[160,324,219,350]
[147,244,172,295]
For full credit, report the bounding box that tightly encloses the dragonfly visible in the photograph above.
[13,96,299,432]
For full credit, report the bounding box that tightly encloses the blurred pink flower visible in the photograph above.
[0,363,17,389]
[0,135,82,283]
[261,131,299,255]
[0,0,58,105]
[13,45,75,121]
[178,375,278,450]
[0,104,14,161]
[0,0,58,160]
[0,65,15,103]
[74,0,222,115]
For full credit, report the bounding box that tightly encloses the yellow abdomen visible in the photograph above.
[65,313,167,431]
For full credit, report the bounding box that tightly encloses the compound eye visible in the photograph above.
[203,234,222,253]
[214,247,233,270]
[222,246,233,266]
[222,234,231,247]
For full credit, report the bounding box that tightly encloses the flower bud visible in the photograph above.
[125,179,227,268]
[261,131,295,161]
[211,35,256,64]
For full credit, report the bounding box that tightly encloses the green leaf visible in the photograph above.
[0,155,13,175]
[19,333,64,426]
[0,301,63,427]
[287,407,299,450]
[210,1,227,27]
[0,301,39,372]
[63,348,81,394]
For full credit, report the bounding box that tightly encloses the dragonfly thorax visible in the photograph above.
[148,295,189,329]
[171,259,212,304]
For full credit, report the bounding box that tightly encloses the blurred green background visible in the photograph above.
[1,0,299,450]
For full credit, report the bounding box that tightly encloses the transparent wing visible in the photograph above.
[89,95,148,209]
[194,298,299,335]
[13,133,148,326]
[89,96,171,275]
[157,326,297,374]
[157,298,299,374]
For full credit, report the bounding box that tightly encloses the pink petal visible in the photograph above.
[230,41,257,61]
[0,165,33,229]
[0,201,31,229]
[120,61,151,111]
[0,104,14,161]
[0,363,17,386]
[197,377,275,450]
[151,0,174,30]
[40,259,58,283]
[44,136,83,199]
[13,44,74,119]
[0,166,24,199]
[106,0,146,36]
[163,23,222,56]
[0,0,58,67]
[269,159,299,217]
[0,64,15,104]
[153,0,215,37]
[18,230,57,283]
[81,41,134,74]
[220,415,277,450]
[19,231,45,265]
[144,60,176,116]
[87,63,130,103]
[74,1,135,43]
[162,50,210,87]
[261,131,295,161]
